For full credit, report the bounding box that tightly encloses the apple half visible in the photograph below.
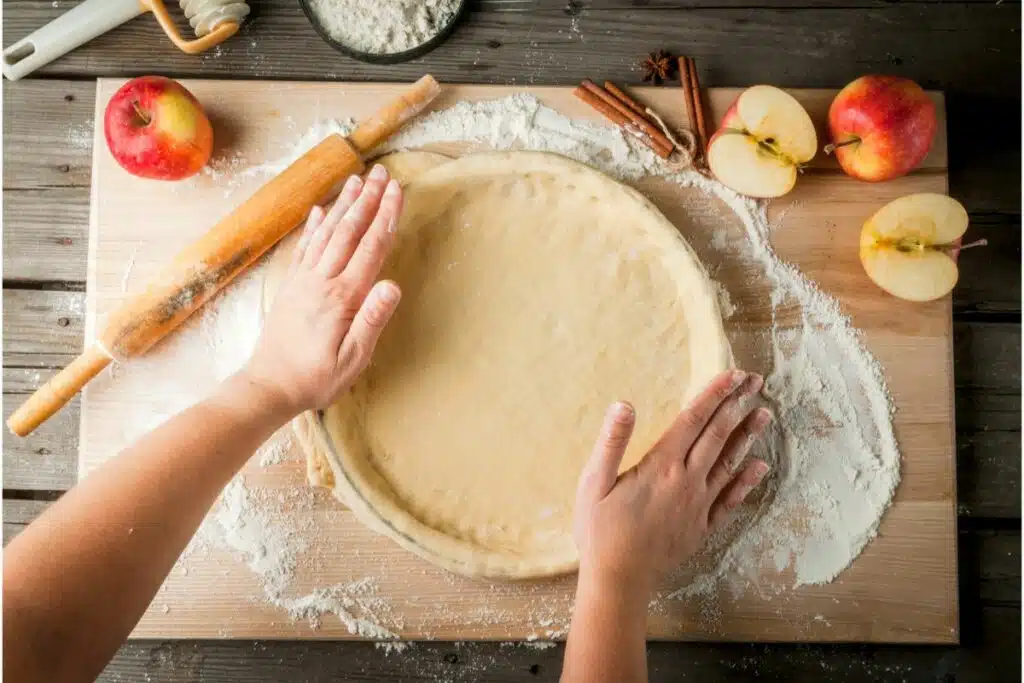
[859,193,972,302]
[707,85,818,198]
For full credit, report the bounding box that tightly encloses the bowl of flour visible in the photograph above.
[301,0,466,64]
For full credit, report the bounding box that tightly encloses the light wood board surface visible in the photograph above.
[80,80,956,643]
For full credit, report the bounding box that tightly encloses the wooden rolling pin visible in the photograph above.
[7,74,443,437]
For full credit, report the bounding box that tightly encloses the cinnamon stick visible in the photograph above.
[579,80,674,158]
[603,81,652,122]
[685,57,709,155]
[678,57,700,157]
[574,85,630,128]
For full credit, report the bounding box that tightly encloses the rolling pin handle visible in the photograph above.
[348,75,442,155]
[7,345,112,437]
[2,0,142,81]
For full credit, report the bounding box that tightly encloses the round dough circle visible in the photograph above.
[315,151,732,579]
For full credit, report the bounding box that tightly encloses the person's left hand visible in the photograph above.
[244,164,404,414]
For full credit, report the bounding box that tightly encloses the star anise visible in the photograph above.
[641,49,675,85]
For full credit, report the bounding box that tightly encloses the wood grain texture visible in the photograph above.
[3,288,89,489]
[2,2,1017,95]
[2,498,49,544]
[3,288,86,356]
[3,1,1019,220]
[1,80,94,190]
[66,80,960,642]
[3,81,1017,307]
[1,0,1019,675]
[3,188,90,283]
[92,558,1015,683]
[2,391,80,490]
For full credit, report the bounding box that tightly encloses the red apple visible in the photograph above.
[826,75,936,182]
[104,76,213,181]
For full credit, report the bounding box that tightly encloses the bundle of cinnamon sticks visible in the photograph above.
[574,79,675,158]
[573,55,710,165]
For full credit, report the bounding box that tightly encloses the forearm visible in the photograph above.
[562,569,651,683]
[3,371,295,683]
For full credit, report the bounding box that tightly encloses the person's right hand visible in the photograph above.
[573,370,772,597]
[244,164,404,415]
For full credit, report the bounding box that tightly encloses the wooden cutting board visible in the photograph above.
[80,79,956,643]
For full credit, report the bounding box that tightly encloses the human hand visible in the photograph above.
[244,164,403,415]
[573,370,772,598]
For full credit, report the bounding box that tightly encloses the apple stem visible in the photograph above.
[131,100,151,127]
[949,238,989,256]
[823,137,860,155]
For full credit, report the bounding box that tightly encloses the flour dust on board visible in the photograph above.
[106,95,899,638]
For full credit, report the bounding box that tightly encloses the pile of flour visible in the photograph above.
[121,94,900,637]
[306,0,459,54]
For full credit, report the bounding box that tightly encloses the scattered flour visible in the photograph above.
[237,119,355,182]
[257,429,294,467]
[385,94,650,180]
[306,0,459,55]
[376,641,415,655]
[67,122,92,150]
[712,280,736,319]
[102,93,901,639]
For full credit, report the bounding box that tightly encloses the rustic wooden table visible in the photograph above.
[3,1,1020,680]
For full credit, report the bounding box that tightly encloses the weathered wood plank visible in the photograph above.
[3,289,86,489]
[2,392,79,491]
[957,431,1021,520]
[1,79,95,190]
[2,289,85,359]
[971,530,1021,607]
[0,485,1010,678]
[3,187,90,283]
[2,498,49,544]
[3,2,1018,95]
[96,604,1018,682]
[5,0,1022,218]
[956,390,1020,434]
[954,322,1022,391]
[953,316,1020,519]
[952,213,1021,315]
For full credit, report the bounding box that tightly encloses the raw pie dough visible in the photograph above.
[265,151,731,579]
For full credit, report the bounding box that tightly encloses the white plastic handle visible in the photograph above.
[3,0,143,81]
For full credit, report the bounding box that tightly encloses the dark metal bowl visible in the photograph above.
[299,0,468,65]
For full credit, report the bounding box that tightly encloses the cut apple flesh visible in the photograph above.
[859,193,970,302]
[734,85,818,164]
[859,246,959,302]
[707,85,817,199]
[707,132,798,198]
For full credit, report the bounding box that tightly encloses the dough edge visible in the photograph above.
[266,150,733,579]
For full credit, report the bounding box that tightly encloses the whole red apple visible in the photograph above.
[104,76,213,181]
[826,75,936,182]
